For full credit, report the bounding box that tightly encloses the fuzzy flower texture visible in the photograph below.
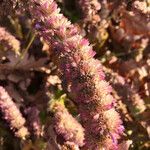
[0,86,29,139]
[0,27,20,55]
[28,0,124,149]
[24,106,42,137]
[53,103,84,148]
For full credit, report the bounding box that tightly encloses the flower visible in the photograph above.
[53,102,85,147]
[24,106,42,137]
[27,0,124,149]
[0,86,29,139]
[0,27,20,55]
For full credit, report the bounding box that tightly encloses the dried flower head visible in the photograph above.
[0,0,29,16]
[0,0,17,16]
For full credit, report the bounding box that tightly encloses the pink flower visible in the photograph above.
[0,27,20,55]
[27,0,124,149]
[24,106,42,137]
[53,103,85,147]
[0,86,29,139]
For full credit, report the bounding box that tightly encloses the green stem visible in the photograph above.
[21,33,36,59]
[14,33,36,67]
